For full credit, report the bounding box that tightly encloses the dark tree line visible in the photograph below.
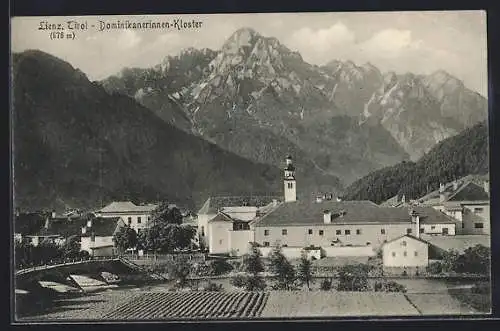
[343,122,488,204]
[15,236,89,269]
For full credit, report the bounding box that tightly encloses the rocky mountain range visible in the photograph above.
[12,50,296,211]
[102,27,487,184]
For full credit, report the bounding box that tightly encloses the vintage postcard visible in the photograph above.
[10,11,491,322]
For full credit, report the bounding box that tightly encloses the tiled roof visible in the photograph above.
[99,201,158,213]
[420,234,490,253]
[14,213,46,235]
[417,176,489,205]
[253,200,414,227]
[410,206,457,224]
[198,196,281,215]
[34,218,88,237]
[447,182,489,202]
[82,217,123,237]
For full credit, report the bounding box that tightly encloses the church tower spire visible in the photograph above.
[284,155,297,202]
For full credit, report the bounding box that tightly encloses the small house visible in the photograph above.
[382,234,429,276]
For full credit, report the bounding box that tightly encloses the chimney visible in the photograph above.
[410,209,420,238]
[323,210,332,224]
[484,180,490,194]
[439,183,445,193]
[87,219,92,228]
[51,210,56,219]
[44,216,50,229]
[81,226,87,235]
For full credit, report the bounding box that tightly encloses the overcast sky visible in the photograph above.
[11,11,487,96]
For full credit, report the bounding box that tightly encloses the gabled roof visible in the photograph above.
[208,212,235,223]
[198,196,281,215]
[254,200,412,227]
[447,182,489,202]
[410,206,457,224]
[82,217,123,237]
[383,234,429,247]
[34,218,89,237]
[14,213,46,235]
[98,201,158,213]
[416,175,489,205]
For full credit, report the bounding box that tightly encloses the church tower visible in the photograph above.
[284,155,297,202]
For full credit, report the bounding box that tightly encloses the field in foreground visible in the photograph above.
[17,287,485,321]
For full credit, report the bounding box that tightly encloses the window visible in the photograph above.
[308,229,313,235]
[282,229,288,235]
[381,229,386,235]
[406,228,412,234]
[219,240,223,245]
[462,223,465,228]
[264,229,269,236]
[414,251,418,257]
[403,251,407,257]
[392,252,396,257]
[287,182,293,189]
[201,226,205,236]
[345,230,350,235]
[420,228,424,234]
[475,223,484,229]
[263,241,270,247]
[356,229,362,235]
[147,216,151,221]
[402,241,407,247]
[128,217,132,225]
[442,228,449,235]
[431,226,436,230]
[319,230,324,236]
[336,230,341,235]
[474,207,484,214]
[137,217,142,224]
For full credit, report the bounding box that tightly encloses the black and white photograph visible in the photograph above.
[10,10,491,322]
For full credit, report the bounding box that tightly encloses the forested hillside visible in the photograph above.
[342,121,489,204]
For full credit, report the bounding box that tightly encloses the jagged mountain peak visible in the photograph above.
[424,69,464,90]
[222,27,261,54]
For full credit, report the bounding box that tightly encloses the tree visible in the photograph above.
[320,278,332,291]
[441,249,462,273]
[461,245,490,275]
[337,264,371,291]
[208,258,233,276]
[241,245,264,275]
[113,226,138,253]
[268,245,296,290]
[61,235,82,258]
[139,204,196,254]
[167,256,191,288]
[297,250,314,290]
[239,245,266,291]
[151,202,183,225]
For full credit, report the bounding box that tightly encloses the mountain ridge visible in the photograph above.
[12,49,299,212]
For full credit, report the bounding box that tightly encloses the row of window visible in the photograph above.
[263,228,414,236]
[391,251,418,257]
[127,216,151,225]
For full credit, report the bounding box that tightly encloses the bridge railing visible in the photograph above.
[16,255,120,274]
